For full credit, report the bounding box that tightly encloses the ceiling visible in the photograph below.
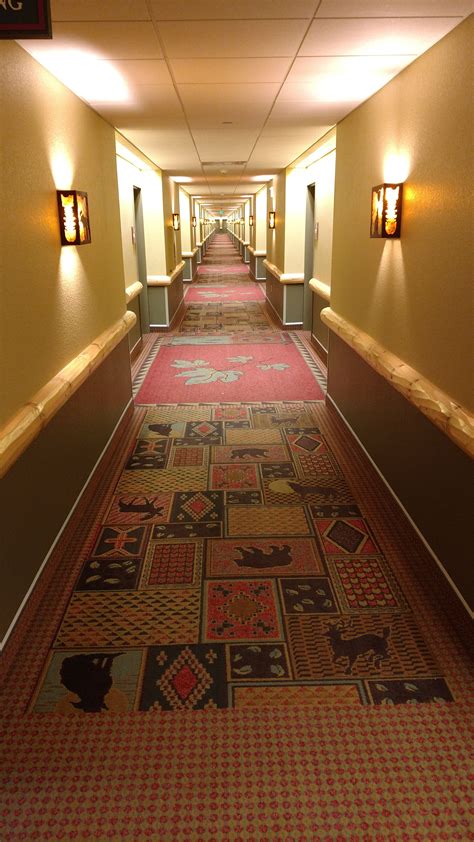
[19,0,471,216]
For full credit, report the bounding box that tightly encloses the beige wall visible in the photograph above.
[305,133,337,288]
[116,155,140,289]
[331,16,473,410]
[267,172,285,268]
[255,187,267,252]
[179,187,192,253]
[141,168,167,277]
[0,42,126,427]
[161,173,182,273]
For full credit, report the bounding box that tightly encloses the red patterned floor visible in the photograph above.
[1,232,473,840]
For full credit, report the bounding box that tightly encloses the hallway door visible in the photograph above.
[303,183,315,330]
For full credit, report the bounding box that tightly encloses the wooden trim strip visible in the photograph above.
[125,281,143,304]
[309,278,330,302]
[321,307,474,457]
[263,259,304,285]
[0,311,137,478]
[147,260,185,287]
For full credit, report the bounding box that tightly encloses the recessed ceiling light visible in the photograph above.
[220,169,227,174]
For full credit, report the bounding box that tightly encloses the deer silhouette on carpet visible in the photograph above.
[325,619,391,674]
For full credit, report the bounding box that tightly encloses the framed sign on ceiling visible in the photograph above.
[0,0,52,39]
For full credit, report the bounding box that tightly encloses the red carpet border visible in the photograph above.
[1,232,473,840]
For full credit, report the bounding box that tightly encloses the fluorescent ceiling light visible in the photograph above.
[29,50,130,104]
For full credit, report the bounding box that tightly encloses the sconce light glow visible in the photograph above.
[383,152,411,184]
[172,213,180,231]
[50,146,74,188]
[57,190,91,246]
[269,211,276,229]
[249,215,254,227]
[192,216,197,227]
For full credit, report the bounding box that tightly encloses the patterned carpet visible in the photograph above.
[1,232,472,839]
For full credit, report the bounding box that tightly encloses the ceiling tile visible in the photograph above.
[263,100,345,130]
[52,0,151,20]
[316,0,472,16]
[157,20,308,58]
[287,54,416,82]
[107,59,173,85]
[150,0,316,19]
[123,130,201,169]
[178,83,280,129]
[248,135,323,169]
[21,21,163,60]
[299,17,464,56]
[170,57,292,84]
[191,130,260,161]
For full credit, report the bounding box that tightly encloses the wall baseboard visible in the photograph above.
[310,333,328,365]
[130,336,143,361]
[0,397,134,652]
[326,393,473,621]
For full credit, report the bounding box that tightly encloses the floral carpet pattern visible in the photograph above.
[1,232,472,840]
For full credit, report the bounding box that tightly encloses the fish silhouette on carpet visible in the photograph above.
[230,448,269,459]
[234,544,292,568]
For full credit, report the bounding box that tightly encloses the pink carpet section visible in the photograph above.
[135,342,325,403]
[185,284,265,303]
[197,264,248,275]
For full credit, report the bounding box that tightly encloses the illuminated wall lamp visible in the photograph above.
[241,218,245,225]
[192,216,197,227]
[172,213,180,231]
[57,190,91,246]
[370,183,403,238]
[249,215,254,227]
[268,210,276,229]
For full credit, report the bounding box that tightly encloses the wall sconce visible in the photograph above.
[370,183,403,238]
[249,215,254,227]
[241,218,245,226]
[192,216,197,227]
[172,213,180,231]
[57,190,91,246]
[268,210,276,229]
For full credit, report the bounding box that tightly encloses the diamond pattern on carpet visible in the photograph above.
[25,401,455,714]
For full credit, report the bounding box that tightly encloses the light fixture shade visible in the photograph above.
[192,216,197,227]
[241,218,245,225]
[249,215,254,227]
[57,190,91,246]
[370,183,403,238]
[172,213,180,231]
[269,210,276,229]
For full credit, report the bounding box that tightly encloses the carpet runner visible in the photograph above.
[1,231,472,840]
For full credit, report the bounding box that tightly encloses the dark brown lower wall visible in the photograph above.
[327,333,474,613]
[265,270,284,323]
[0,338,133,644]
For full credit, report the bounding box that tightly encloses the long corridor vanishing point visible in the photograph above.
[1,233,472,840]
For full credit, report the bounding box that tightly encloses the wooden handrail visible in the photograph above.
[0,311,137,478]
[321,307,474,457]
[309,278,330,302]
[125,281,143,303]
[147,260,185,287]
[263,259,304,285]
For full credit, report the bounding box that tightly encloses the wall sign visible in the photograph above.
[0,0,52,39]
